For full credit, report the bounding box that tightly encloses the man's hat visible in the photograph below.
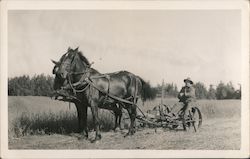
[184,77,193,84]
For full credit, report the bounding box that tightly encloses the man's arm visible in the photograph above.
[184,87,195,98]
[178,87,185,99]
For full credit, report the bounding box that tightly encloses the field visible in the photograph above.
[8,96,241,149]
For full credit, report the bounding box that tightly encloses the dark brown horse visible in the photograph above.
[52,57,123,131]
[52,47,147,141]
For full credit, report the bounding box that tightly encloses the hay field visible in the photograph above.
[8,96,241,149]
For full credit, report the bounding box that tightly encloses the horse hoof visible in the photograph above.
[91,139,99,143]
[95,134,102,140]
[77,136,88,140]
[124,132,130,138]
[124,132,134,138]
[91,135,101,143]
[113,127,122,132]
[77,133,88,140]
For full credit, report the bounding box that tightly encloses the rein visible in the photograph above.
[65,66,92,94]
[67,74,90,94]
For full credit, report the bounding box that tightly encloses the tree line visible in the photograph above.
[8,74,54,96]
[8,74,241,100]
[154,81,241,100]
[193,82,241,100]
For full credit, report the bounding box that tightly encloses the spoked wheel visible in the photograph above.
[163,104,172,115]
[189,107,202,132]
[182,107,202,132]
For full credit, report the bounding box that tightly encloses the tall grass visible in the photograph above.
[192,100,240,119]
[9,110,115,138]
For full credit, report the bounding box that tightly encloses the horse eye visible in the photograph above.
[53,67,59,74]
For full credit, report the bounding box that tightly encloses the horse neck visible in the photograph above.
[74,60,100,75]
[72,60,101,81]
[89,68,101,76]
[71,54,100,80]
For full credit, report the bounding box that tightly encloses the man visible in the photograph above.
[178,77,196,118]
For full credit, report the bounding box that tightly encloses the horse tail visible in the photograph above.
[136,76,153,103]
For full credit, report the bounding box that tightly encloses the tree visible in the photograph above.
[216,82,227,99]
[193,82,208,99]
[8,74,54,96]
[215,81,238,99]
[207,85,216,99]
[155,83,178,98]
[234,84,241,99]
[166,83,178,97]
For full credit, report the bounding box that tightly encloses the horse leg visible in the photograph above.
[117,104,123,130]
[127,78,139,135]
[125,105,136,136]
[130,105,137,135]
[113,103,122,132]
[113,109,119,132]
[75,104,83,133]
[90,102,101,142]
[118,109,122,130]
[82,104,88,138]
[75,102,88,139]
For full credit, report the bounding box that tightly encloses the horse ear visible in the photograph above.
[68,47,71,51]
[74,47,79,52]
[51,59,59,65]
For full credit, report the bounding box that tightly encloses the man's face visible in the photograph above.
[185,82,191,87]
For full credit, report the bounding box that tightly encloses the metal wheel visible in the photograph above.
[172,124,179,129]
[182,107,202,132]
[163,104,171,114]
[190,107,202,132]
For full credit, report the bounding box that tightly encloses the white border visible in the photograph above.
[1,0,249,158]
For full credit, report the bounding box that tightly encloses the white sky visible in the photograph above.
[8,10,241,89]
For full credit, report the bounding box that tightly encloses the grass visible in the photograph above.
[8,96,116,138]
[10,111,78,137]
[8,96,241,138]
[9,118,241,150]
[9,110,116,138]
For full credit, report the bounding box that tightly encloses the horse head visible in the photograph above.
[51,47,75,90]
[51,47,91,89]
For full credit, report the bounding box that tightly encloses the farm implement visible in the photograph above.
[136,104,202,132]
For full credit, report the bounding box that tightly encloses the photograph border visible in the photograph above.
[1,0,249,158]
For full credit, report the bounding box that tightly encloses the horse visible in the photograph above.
[52,47,148,141]
[52,56,123,131]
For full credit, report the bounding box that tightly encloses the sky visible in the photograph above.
[8,10,241,89]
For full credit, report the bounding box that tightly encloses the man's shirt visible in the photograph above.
[178,86,196,103]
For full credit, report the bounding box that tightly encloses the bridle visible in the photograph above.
[66,66,92,94]
[58,52,93,94]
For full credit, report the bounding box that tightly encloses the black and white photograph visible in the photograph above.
[1,0,249,158]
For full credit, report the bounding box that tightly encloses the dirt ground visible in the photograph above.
[9,117,240,150]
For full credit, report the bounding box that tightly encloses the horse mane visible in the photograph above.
[60,47,90,65]
[77,51,90,66]
[59,53,67,63]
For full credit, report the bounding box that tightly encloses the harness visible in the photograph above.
[60,68,137,105]
[55,53,146,117]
